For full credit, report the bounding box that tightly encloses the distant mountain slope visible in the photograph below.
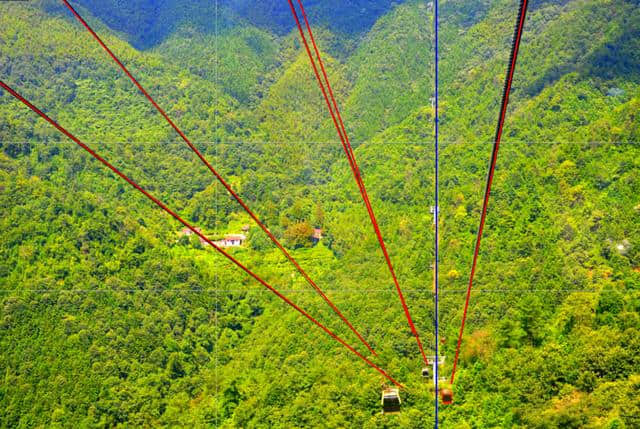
[52,0,407,49]
[1,1,640,428]
[229,0,402,36]
[343,0,434,141]
[52,0,221,49]
[153,25,280,104]
[255,49,350,142]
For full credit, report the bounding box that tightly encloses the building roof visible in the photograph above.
[225,234,247,241]
[180,227,202,235]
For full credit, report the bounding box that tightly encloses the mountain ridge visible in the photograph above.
[1,0,639,427]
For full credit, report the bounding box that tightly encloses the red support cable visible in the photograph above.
[294,0,377,241]
[450,0,529,384]
[60,0,377,357]
[288,0,429,366]
[296,0,358,174]
[284,2,362,192]
[0,79,402,388]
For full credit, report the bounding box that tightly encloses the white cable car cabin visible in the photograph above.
[381,388,401,414]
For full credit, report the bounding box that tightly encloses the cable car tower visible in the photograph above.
[424,356,454,405]
[430,205,440,225]
[423,356,445,385]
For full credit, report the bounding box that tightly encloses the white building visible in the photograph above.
[214,234,247,248]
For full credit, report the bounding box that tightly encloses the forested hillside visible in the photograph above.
[55,0,400,49]
[1,0,639,427]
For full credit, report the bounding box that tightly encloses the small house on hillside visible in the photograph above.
[312,228,323,244]
[225,234,247,247]
[180,227,207,245]
[180,227,197,236]
[214,234,247,248]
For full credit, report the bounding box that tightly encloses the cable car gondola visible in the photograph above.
[422,367,430,378]
[381,388,401,414]
[440,388,453,405]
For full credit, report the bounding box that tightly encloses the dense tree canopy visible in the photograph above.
[1,0,639,427]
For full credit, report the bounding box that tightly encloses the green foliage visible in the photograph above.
[284,221,314,249]
[344,1,435,140]
[1,0,639,427]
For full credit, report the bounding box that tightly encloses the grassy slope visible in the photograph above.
[1,0,639,427]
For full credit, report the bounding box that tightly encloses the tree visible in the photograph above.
[312,203,325,228]
[283,221,314,249]
[497,309,526,348]
[248,228,271,251]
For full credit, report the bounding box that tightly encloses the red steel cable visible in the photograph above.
[287,0,429,366]
[294,0,378,232]
[60,0,377,357]
[284,1,365,199]
[450,0,530,384]
[296,0,359,175]
[0,79,402,388]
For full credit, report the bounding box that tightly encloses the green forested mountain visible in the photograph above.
[1,0,639,427]
[55,0,402,49]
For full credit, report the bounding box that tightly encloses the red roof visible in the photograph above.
[181,227,202,235]
[225,234,246,241]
